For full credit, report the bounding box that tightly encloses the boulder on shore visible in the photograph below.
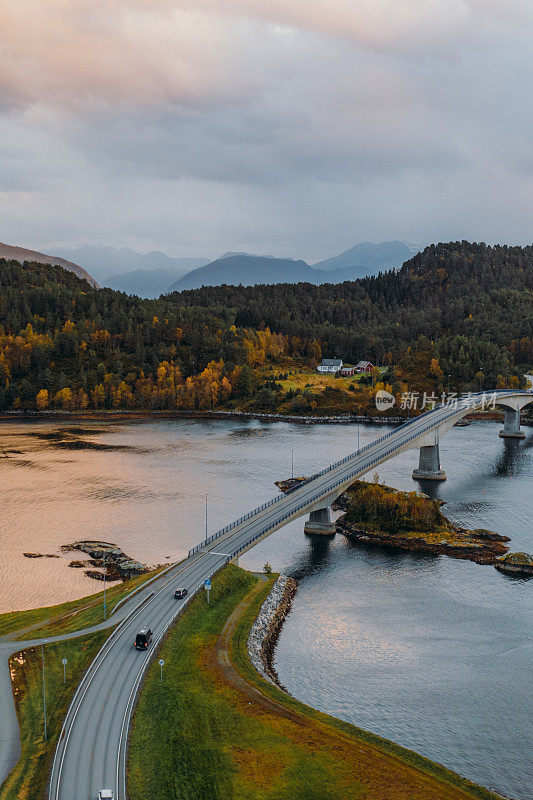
[61,540,148,581]
[495,552,533,577]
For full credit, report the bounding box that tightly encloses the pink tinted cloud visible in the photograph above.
[3,0,530,112]
[0,1,266,109]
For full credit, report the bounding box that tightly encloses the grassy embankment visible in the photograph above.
[0,629,109,800]
[0,567,164,639]
[129,564,502,800]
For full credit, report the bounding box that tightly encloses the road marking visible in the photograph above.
[209,551,231,556]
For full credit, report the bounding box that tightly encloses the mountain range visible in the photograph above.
[0,240,417,297]
[167,241,415,292]
[52,245,209,297]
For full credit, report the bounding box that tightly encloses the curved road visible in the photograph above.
[32,391,531,799]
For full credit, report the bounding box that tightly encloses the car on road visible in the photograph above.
[134,628,153,650]
[98,791,114,800]
[174,587,188,599]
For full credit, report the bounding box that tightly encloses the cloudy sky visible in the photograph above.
[1,0,533,262]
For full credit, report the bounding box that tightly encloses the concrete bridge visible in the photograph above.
[45,388,531,800]
[188,389,533,542]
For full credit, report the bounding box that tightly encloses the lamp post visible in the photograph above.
[62,657,67,684]
[103,549,107,621]
[205,494,208,545]
[291,449,294,479]
[159,659,165,684]
[41,644,47,740]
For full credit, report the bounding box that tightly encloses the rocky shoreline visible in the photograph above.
[0,407,521,427]
[247,574,298,689]
[335,518,510,564]
[60,540,148,581]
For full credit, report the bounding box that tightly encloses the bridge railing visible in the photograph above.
[188,391,512,558]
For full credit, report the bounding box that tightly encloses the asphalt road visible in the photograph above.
[37,389,531,800]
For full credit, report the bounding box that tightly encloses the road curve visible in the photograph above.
[48,391,531,800]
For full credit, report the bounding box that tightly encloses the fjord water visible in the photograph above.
[0,418,531,798]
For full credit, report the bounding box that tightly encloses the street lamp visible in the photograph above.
[159,658,165,684]
[62,657,68,684]
[103,549,107,621]
[291,449,294,478]
[41,644,47,740]
[204,494,208,545]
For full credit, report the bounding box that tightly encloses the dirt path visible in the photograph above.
[213,577,503,800]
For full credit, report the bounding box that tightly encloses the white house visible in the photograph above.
[317,358,343,374]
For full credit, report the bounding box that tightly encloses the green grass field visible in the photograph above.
[128,565,501,800]
[0,568,165,639]
[0,629,110,800]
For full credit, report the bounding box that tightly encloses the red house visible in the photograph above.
[355,360,375,373]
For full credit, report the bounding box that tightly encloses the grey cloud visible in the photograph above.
[1,1,533,259]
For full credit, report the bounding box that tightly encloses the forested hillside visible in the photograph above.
[171,241,533,380]
[0,241,530,413]
[0,259,316,411]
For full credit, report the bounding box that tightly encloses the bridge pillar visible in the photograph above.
[499,407,525,439]
[304,507,336,536]
[412,443,447,481]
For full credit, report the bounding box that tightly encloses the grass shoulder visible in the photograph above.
[0,568,164,639]
[0,628,111,800]
[129,564,502,800]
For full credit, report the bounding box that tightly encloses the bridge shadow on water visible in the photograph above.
[288,528,440,582]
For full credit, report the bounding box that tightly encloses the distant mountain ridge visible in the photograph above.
[167,244,415,292]
[52,245,209,294]
[0,241,98,287]
[105,267,202,299]
[313,240,415,272]
[3,240,418,296]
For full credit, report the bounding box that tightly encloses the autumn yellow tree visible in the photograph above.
[36,389,49,409]
[55,387,73,409]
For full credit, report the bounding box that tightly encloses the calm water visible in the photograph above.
[0,418,531,798]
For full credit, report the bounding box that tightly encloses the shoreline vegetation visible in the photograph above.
[334,479,510,565]
[128,565,504,800]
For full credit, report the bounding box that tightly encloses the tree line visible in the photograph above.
[0,240,530,412]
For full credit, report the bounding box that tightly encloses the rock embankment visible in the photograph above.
[247,575,297,688]
[61,540,148,581]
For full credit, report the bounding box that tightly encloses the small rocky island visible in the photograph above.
[276,477,510,565]
[495,552,533,577]
[61,540,148,581]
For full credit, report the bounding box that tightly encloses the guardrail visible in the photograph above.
[187,391,526,558]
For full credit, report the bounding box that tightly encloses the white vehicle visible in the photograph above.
[98,791,114,800]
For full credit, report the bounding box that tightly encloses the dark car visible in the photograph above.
[134,628,152,650]
[174,587,188,599]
